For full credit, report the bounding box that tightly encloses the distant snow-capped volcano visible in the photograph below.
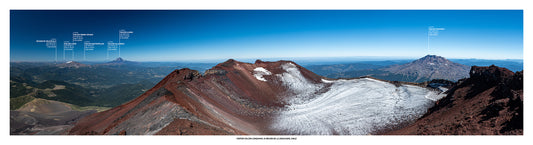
[383,55,470,82]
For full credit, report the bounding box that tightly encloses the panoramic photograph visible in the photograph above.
[9,10,523,135]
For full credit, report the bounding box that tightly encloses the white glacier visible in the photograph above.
[270,63,444,135]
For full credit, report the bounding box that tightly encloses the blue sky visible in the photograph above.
[10,10,523,62]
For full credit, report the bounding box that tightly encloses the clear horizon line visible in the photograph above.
[10,55,524,63]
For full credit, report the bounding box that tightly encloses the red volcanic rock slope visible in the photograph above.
[68,59,521,135]
[67,59,456,135]
[68,59,324,135]
[386,65,523,135]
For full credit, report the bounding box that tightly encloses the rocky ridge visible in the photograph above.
[386,65,523,135]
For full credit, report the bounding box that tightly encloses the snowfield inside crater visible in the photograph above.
[276,63,323,104]
[270,63,446,135]
[253,67,272,82]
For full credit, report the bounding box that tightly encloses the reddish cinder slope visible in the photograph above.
[70,59,463,135]
[386,65,523,135]
[69,59,324,135]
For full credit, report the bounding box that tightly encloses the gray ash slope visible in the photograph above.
[11,99,96,135]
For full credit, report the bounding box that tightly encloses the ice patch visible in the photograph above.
[425,86,448,101]
[321,79,335,83]
[270,78,442,135]
[253,67,272,82]
[438,86,448,92]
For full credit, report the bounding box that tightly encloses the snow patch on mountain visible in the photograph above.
[424,87,448,101]
[438,86,448,92]
[270,77,441,135]
[321,79,335,83]
[253,67,272,82]
[276,63,323,104]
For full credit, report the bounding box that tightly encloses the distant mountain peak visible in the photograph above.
[421,55,444,60]
[414,55,449,64]
[218,59,238,67]
[56,61,87,68]
[422,54,440,58]
[383,55,470,82]
[111,57,126,62]
[104,57,138,65]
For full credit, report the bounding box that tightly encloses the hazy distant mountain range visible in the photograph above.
[305,55,522,83]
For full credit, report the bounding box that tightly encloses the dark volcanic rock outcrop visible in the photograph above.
[386,65,523,135]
